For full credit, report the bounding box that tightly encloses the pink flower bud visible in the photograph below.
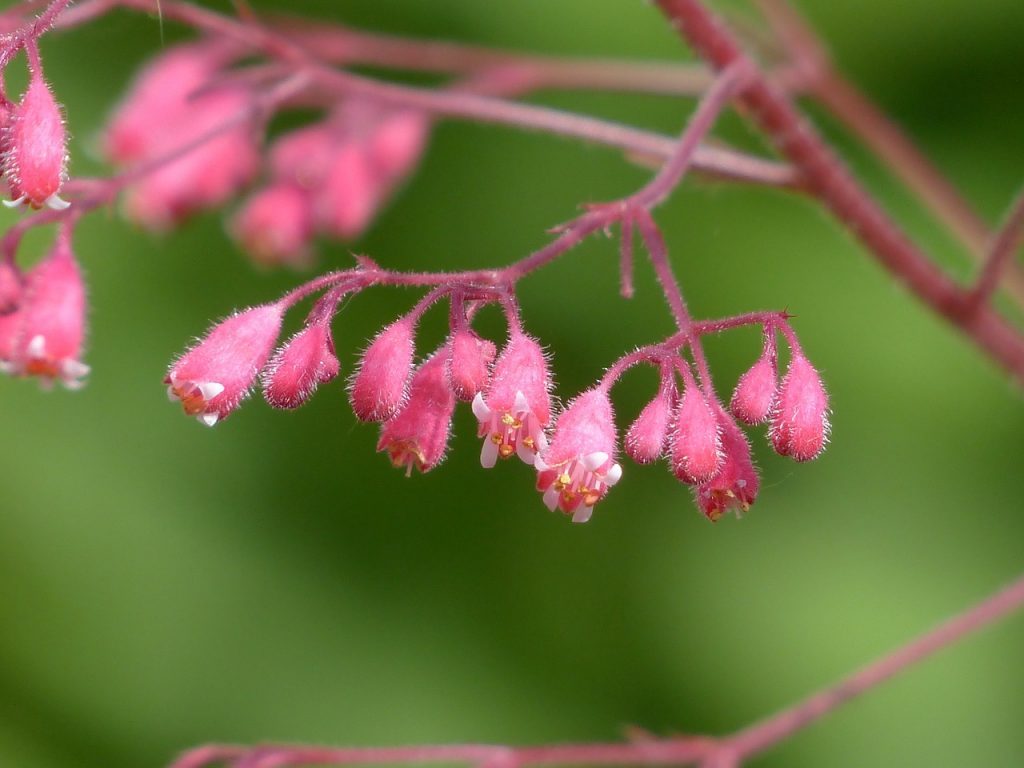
[262,322,339,410]
[269,124,337,189]
[730,353,776,425]
[104,43,226,165]
[770,354,830,461]
[367,110,428,180]
[694,408,759,521]
[0,306,23,372]
[349,317,415,422]
[5,241,88,388]
[377,352,456,474]
[314,143,379,240]
[3,75,68,210]
[0,260,22,314]
[535,388,622,523]
[232,183,314,268]
[446,328,496,401]
[166,303,284,426]
[625,382,676,464]
[670,383,722,484]
[122,88,259,230]
[472,333,552,467]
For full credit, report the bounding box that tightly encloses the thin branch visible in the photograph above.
[654,0,1024,383]
[168,569,1024,768]
[716,570,1024,761]
[754,0,1024,308]
[965,189,1024,311]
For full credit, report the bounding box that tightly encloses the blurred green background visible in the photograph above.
[1,1,1022,766]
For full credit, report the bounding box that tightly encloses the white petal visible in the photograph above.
[543,487,560,512]
[471,392,491,422]
[45,194,71,211]
[198,381,225,399]
[27,334,46,358]
[480,438,499,469]
[62,377,86,391]
[0,361,13,374]
[198,412,219,427]
[604,462,623,486]
[513,390,529,414]
[516,439,535,465]
[62,360,90,379]
[2,196,26,209]
[166,385,179,402]
[572,506,594,524]
[583,451,609,472]
[533,455,549,471]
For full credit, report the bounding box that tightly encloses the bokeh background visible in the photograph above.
[1,1,1022,766]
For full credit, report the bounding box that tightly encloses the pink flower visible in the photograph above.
[4,240,88,388]
[104,43,229,165]
[262,321,339,410]
[535,388,622,523]
[314,142,379,239]
[694,408,759,521]
[731,352,777,425]
[121,88,259,230]
[232,183,314,268]
[268,123,337,190]
[3,75,69,210]
[377,352,456,474]
[105,44,258,230]
[670,379,722,484]
[166,303,284,426]
[770,353,830,461]
[349,317,416,422]
[471,332,552,467]
[0,260,21,313]
[367,110,428,180]
[446,327,496,401]
[625,379,676,464]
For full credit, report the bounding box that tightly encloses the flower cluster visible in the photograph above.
[102,42,428,266]
[0,5,832,527]
[160,283,830,523]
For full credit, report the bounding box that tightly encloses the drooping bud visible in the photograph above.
[104,43,228,165]
[446,327,496,401]
[670,379,722,484]
[694,408,759,521]
[770,353,830,461]
[314,143,379,240]
[3,74,69,210]
[625,379,676,464]
[367,110,428,179]
[0,260,22,313]
[262,321,339,410]
[377,352,456,474]
[349,316,416,422]
[7,240,88,388]
[166,303,284,426]
[232,183,314,268]
[535,388,622,523]
[122,87,259,230]
[731,353,777,425]
[472,332,552,467]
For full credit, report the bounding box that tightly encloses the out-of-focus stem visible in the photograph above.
[965,189,1024,311]
[655,0,1024,383]
[755,0,1024,308]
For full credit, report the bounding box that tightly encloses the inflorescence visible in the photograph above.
[0,7,830,525]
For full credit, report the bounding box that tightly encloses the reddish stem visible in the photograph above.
[966,189,1024,311]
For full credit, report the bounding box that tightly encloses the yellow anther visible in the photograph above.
[499,444,514,458]
[501,413,516,426]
